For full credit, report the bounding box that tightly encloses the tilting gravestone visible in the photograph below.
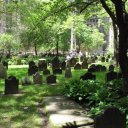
[2,61,8,69]
[106,71,118,81]
[43,69,50,75]
[65,61,72,78]
[74,63,82,70]
[69,58,77,67]
[28,65,38,76]
[61,61,66,70]
[82,60,88,69]
[5,76,19,95]
[0,63,7,79]
[29,61,35,68]
[21,76,33,85]
[46,75,56,84]
[53,69,62,75]
[80,72,96,80]
[94,107,126,128]
[108,65,115,71]
[33,72,43,85]
[38,60,47,71]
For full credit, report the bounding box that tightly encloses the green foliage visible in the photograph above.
[63,78,127,118]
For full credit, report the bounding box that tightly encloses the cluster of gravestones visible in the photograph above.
[80,64,123,82]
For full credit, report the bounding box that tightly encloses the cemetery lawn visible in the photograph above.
[0,67,106,128]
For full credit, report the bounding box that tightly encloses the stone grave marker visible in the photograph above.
[38,60,47,71]
[101,66,107,72]
[29,61,35,68]
[65,61,72,78]
[51,57,60,70]
[81,60,88,69]
[88,64,96,73]
[95,65,102,72]
[43,69,50,75]
[80,72,96,80]
[61,61,66,70]
[94,107,126,128]
[101,56,105,62]
[5,76,19,95]
[21,76,33,85]
[69,58,77,67]
[28,65,38,76]
[0,63,7,79]
[46,75,56,84]
[33,72,43,85]
[2,61,8,69]
[106,71,118,81]
[74,63,82,70]
[108,65,115,71]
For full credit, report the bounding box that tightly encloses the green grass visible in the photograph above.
[0,67,106,128]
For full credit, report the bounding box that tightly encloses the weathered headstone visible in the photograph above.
[106,71,118,81]
[69,58,77,67]
[65,61,72,78]
[0,63,7,79]
[101,66,107,72]
[61,61,66,70]
[80,72,96,80]
[94,107,126,128]
[43,69,50,75]
[88,64,96,73]
[21,76,33,85]
[51,57,60,70]
[28,65,38,76]
[38,60,47,71]
[2,61,8,69]
[108,65,114,71]
[74,63,82,70]
[33,72,43,85]
[81,60,88,69]
[101,56,105,62]
[46,75,56,84]
[5,76,19,95]
[95,65,102,72]
[29,61,35,68]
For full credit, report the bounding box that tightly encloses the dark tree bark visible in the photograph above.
[100,0,128,94]
[34,42,38,56]
[56,39,59,57]
[115,0,128,94]
[112,21,118,66]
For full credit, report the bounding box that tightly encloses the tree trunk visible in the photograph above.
[112,21,119,66]
[118,28,128,94]
[56,39,59,57]
[34,42,38,56]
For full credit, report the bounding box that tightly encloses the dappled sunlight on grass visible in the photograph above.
[0,66,106,128]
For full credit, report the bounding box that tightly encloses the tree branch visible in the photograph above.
[100,0,116,24]
[31,1,94,31]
